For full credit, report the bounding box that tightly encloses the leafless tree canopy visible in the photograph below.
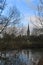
[37,0,43,27]
[0,0,20,33]
[30,0,43,28]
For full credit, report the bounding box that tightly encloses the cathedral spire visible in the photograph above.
[27,24,30,39]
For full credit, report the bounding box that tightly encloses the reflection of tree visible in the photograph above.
[0,50,31,65]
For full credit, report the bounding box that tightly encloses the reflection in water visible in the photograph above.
[0,49,43,65]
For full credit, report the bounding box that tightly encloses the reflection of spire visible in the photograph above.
[29,50,32,60]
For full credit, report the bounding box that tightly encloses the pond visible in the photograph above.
[0,49,43,65]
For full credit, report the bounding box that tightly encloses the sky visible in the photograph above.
[1,0,39,30]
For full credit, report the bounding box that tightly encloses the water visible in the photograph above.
[0,49,43,65]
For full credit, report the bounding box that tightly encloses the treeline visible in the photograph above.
[0,33,31,51]
[30,34,43,42]
[0,33,43,50]
[29,35,43,48]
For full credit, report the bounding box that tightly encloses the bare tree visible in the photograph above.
[36,0,43,28]
[30,0,43,35]
[0,0,6,15]
[29,0,43,28]
[0,0,20,33]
